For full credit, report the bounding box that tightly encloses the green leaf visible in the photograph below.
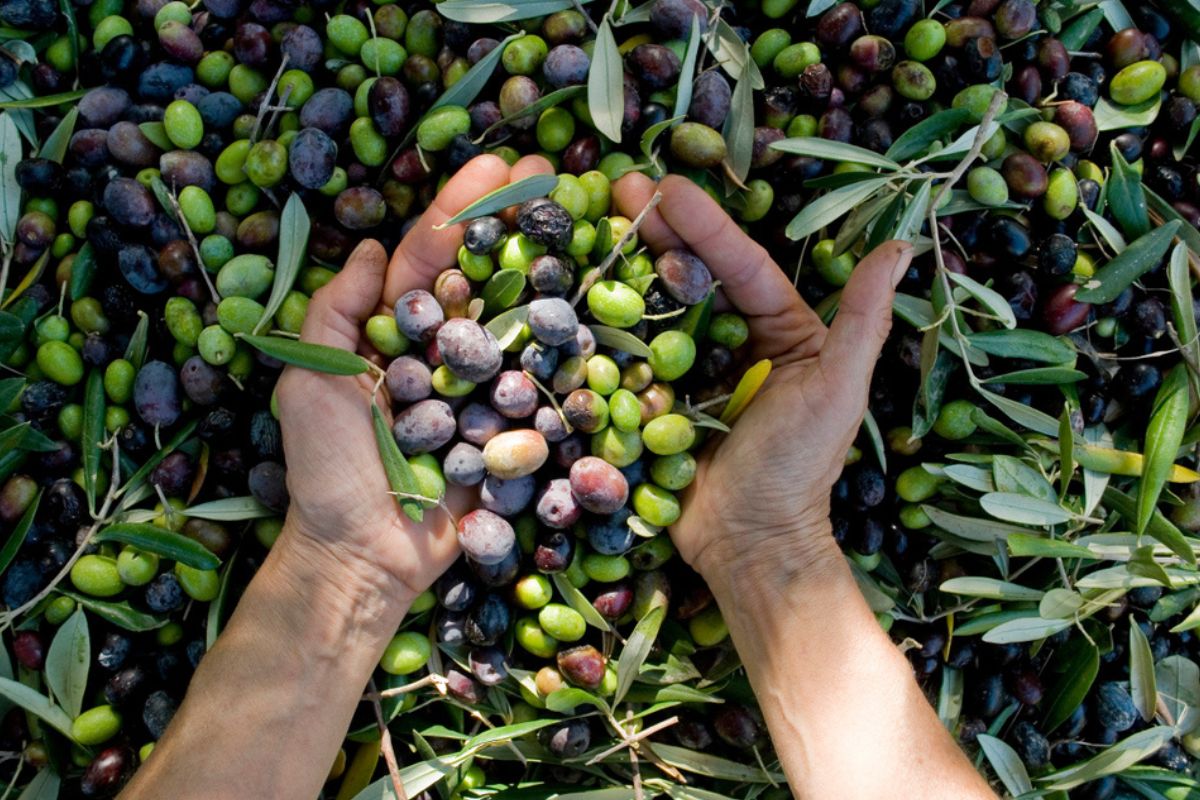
[124,311,150,367]
[68,242,96,301]
[939,576,1045,601]
[651,744,784,784]
[433,0,588,22]
[139,121,171,150]
[1099,0,1134,29]
[1129,616,1158,722]
[434,175,559,230]
[1168,244,1200,393]
[94,523,221,570]
[720,59,754,187]
[118,420,196,499]
[980,367,1086,386]
[964,329,1074,364]
[940,463,994,492]
[770,137,900,171]
[206,550,238,650]
[349,758,457,800]
[978,388,1061,437]
[1102,486,1195,565]
[17,769,60,800]
[1039,726,1175,790]
[0,677,74,740]
[431,31,524,113]
[1059,7,1104,48]
[1105,143,1150,239]
[1146,186,1200,256]
[240,335,370,375]
[588,325,653,358]
[588,19,623,143]
[551,573,610,632]
[463,718,561,751]
[982,616,1073,644]
[481,269,527,314]
[706,19,764,89]
[978,735,1033,797]
[182,496,275,521]
[946,272,1016,329]
[0,89,88,108]
[672,14,703,122]
[0,377,22,412]
[785,178,890,241]
[886,108,972,162]
[0,112,22,246]
[1060,405,1075,500]
[862,409,886,473]
[1139,364,1191,537]
[1154,654,1199,733]
[44,609,89,719]
[0,83,36,145]
[911,349,953,440]
[992,455,1056,502]
[485,304,530,350]
[37,105,76,164]
[1043,636,1100,732]
[640,114,683,175]
[615,605,665,705]
[81,370,104,515]
[980,492,1072,526]
[58,590,167,632]
[1094,94,1162,132]
[544,687,607,714]
[891,179,931,243]
[475,85,584,144]
[1151,588,1200,623]
[922,505,1034,543]
[1039,588,1084,619]
[371,402,424,523]
[254,194,309,335]
[1083,206,1127,254]
[0,488,38,575]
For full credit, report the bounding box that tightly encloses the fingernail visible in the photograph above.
[890,241,914,288]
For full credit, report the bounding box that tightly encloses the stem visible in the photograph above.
[165,186,221,305]
[369,679,409,800]
[250,54,291,144]
[571,191,663,306]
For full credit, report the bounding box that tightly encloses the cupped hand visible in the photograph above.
[612,173,913,579]
[276,155,551,603]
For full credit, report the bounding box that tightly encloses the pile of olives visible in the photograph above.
[1,0,1200,793]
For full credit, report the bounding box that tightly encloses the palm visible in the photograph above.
[611,174,911,572]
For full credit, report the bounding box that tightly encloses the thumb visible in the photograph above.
[818,240,913,410]
[300,239,389,351]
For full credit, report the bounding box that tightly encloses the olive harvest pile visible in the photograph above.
[1,0,1200,793]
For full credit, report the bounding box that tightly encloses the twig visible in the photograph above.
[0,755,23,800]
[573,0,599,32]
[369,678,409,800]
[523,370,573,434]
[165,186,221,305]
[374,674,443,699]
[571,191,663,306]
[585,715,680,765]
[250,54,291,143]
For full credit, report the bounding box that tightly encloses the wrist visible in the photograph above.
[693,515,845,600]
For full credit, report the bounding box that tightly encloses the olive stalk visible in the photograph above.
[165,186,221,305]
[368,677,410,800]
[571,190,663,306]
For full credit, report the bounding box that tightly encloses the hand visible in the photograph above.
[276,155,550,602]
[612,174,913,580]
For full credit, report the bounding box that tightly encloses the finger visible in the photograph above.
[301,239,389,352]
[656,175,811,324]
[819,240,912,409]
[384,154,511,304]
[612,172,684,252]
[501,155,556,226]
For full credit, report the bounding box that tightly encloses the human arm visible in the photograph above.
[120,155,527,799]
[613,173,997,799]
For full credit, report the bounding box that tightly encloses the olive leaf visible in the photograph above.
[0,88,88,108]
[977,735,1034,797]
[1059,7,1104,48]
[912,348,952,440]
[0,112,22,247]
[890,179,932,244]
[1129,617,1158,722]
[589,325,653,358]
[125,311,150,367]
[588,18,624,143]
[95,523,221,570]
[941,464,994,493]
[1154,654,1200,731]
[640,114,684,176]
[939,576,1045,601]
[770,137,900,171]
[485,304,530,350]
[1167,243,1200,392]
[1082,206,1127,254]
[0,487,37,575]
[719,358,771,425]
[1105,143,1150,239]
[1138,364,1190,536]
[44,608,89,719]
[652,744,785,784]
[545,687,608,714]
[672,14,703,122]
[206,551,238,650]
[473,85,584,143]
[862,409,887,472]
[1042,636,1100,732]
[964,330,1074,363]
[1039,726,1175,790]
[978,388,1061,437]
[784,177,890,241]
[16,769,60,800]
[1176,115,1200,161]
[434,174,559,229]
[1145,186,1200,256]
[254,193,310,335]
[0,83,36,145]
[349,758,457,800]
[1098,0,1134,31]
[37,105,76,163]
[240,335,371,375]
[551,573,611,632]
[946,272,1016,330]
[69,242,96,301]
[720,65,754,187]
[980,367,1086,386]
[920,505,1034,543]
[0,677,75,740]
[1152,588,1200,623]
[806,0,840,15]
[992,455,1056,502]
[1007,533,1094,559]
[982,616,1073,644]
[371,402,424,523]
[118,420,196,500]
[1094,95,1162,132]
[1,250,50,310]
[430,31,524,113]
[81,369,105,514]
[615,605,665,705]
[705,19,764,90]
[481,269,527,314]
[1103,486,1195,565]
[139,121,171,150]
[433,0,590,23]
[885,108,972,162]
[980,492,1073,526]
[182,496,275,521]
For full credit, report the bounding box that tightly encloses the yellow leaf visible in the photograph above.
[719,358,772,425]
